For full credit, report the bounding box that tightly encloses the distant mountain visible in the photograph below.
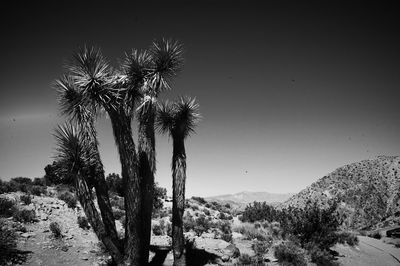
[281,156,400,230]
[206,191,294,209]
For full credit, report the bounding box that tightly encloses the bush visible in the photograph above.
[50,222,62,238]
[233,223,270,241]
[204,209,211,216]
[252,240,271,257]
[58,191,77,209]
[309,246,339,266]
[110,196,125,210]
[0,219,18,265]
[112,208,125,220]
[0,198,16,217]
[237,253,252,265]
[20,194,32,205]
[153,224,164,236]
[369,231,382,239]
[77,216,90,230]
[337,231,359,246]
[30,185,46,196]
[33,177,46,186]
[191,196,207,204]
[274,241,307,266]
[13,209,36,223]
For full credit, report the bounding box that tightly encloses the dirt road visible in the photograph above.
[334,236,400,266]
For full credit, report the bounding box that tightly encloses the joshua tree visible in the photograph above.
[156,97,201,266]
[54,39,184,265]
[53,124,123,261]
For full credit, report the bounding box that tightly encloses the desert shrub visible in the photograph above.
[204,209,210,216]
[30,185,46,196]
[369,231,382,239]
[153,224,164,236]
[309,245,339,266]
[10,177,32,186]
[58,191,77,209]
[0,198,16,217]
[274,241,307,266]
[268,221,282,238]
[219,212,227,220]
[337,231,359,246]
[13,209,36,223]
[395,243,400,248]
[205,203,211,208]
[192,196,207,204]
[237,253,253,265]
[112,208,125,220]
[191,204,199,211]
[20,194,32,205]
[32,177,46,186]
[110,196,125,210]
[77,216,90,230]
[50,221,62,238]
[44,161,72,185]
[153,183,167,210]
[241,201,277,223]
[184,214,211,236]
[106,173,124,196]
[233,223,270,241]
[252,240,271,257]
[0,219,18,264]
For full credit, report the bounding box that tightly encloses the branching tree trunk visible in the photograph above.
[73,169,124,264]
[84,122,121,250]
[108,109,144,265]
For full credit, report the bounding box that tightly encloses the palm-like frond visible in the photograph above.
[173,97,201,139]
[66,46,118,110]
[149,39,184,92]
[54,75,93,124]
[53,123,96,175]
[155,101,175,136]
[156,97,201,139]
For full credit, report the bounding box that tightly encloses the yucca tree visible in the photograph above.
[55,39,185,265]
[54,75,121,252]
[156,97,201,266]
[122,39,184,263]
[53,124,123,262]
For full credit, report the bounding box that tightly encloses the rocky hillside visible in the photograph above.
[282,156,400,230]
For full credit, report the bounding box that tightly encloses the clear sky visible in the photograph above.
[1,1,399,197]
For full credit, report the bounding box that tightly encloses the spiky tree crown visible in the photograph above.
[156,97,201,139]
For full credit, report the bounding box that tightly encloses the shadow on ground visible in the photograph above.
[0,249,32,265]
[149,242,219,266]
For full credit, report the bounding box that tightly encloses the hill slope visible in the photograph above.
[282,156,400,229]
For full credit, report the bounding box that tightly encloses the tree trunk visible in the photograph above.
[108,109,144,265]
[84,123,121,251]
[74,170,124,264]
[172,137,187,266]
[138,106,156,265]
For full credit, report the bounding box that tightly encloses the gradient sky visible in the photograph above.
[1,1,400,197]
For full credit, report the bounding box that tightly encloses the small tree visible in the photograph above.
[156,97,201,265]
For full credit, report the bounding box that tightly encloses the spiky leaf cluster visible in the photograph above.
[156,97,201,139]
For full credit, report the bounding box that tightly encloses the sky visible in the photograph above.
[1,1,400,197]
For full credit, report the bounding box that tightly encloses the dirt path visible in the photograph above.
[334,236,400,266]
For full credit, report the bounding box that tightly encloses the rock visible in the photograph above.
[21,232,36,238]
[61,246,69,252]
[81,256,89,260]
[225,244,240,258]
[221,255,230,262]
